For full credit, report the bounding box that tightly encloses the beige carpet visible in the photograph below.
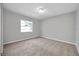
[2,37,79,56]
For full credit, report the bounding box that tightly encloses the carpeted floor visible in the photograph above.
[2,37,79,56]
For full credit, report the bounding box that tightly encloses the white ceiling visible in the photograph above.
[3,3,78,20]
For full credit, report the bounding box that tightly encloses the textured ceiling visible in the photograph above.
[3,3,78,20]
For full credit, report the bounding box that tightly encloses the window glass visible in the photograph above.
[21,20,33,32]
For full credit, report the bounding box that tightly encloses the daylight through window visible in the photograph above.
[21,20,33,32]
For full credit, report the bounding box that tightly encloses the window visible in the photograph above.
[21,20,33,32]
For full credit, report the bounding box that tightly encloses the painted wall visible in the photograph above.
[3,9,40,44]
[76,5,79,52]
[0,3,3,54]
[0,4,1,46]
[41,12,76,44]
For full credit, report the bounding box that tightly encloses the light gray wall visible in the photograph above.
[76,6,79,52]
[3,9,40,44]
[37,20,42,37]
[0,4,3,54]
[41,12,76,43]
[0,4,1,46]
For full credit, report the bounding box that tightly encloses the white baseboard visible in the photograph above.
[42,36,76,45]
[3,36,39,45]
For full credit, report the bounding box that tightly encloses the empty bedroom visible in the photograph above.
[0,3,79,56]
